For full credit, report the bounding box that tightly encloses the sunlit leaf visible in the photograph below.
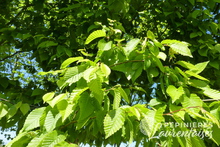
[22,107,46,131]
[162,40,192,57]
[60,57,83,69]
[85,30,106,44]
[104,108,125,138]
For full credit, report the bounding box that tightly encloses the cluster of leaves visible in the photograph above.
[6,28,220,146]
[0,0,220,146]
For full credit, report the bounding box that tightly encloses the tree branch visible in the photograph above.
[0,51,25,62]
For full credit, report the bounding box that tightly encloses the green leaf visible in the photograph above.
[191,10,201,19]
[20,103,30,115]
[77,93,95,129]
[85,30,106,44]
[31,88,45,96]
[60,57,83,69]
[44,110,62,132]
[57,101,74,122]
[166,85,184,103]
[147,30,155,40]
[118,87,130,104]
[88,75,103,104]
[50,93,68,107]
[157,52,167,61]
[69,87,89,102]
[185,70,209,81]
[162,40,192,57]
[22,107,46,131]
[104,108,125,138]
[124,39,140,56]
[149,67,159,78]
[100,63,111,78]
[176,60,195,69]
[202,87,220,99]
[189,79,208,88]
[169,104,185,120]
[83,66,97,82]
[148,99,162,107]
[201,110,220,127]
[188,0,195,5]
[7,105,18,119]
[191,61,209,74]
[41,131,66,147]
[214,44,220,53]
[0,102,8,119]
[44,110,56,132]
[140,108,165,138]
[6,132,31,147]
[38,41,58,49]
[182,94,203,108]
[113,88,121,109]
[125,106,141,120]
[98,40,112,51]
[127,117,134,144]
[43,92,55,103]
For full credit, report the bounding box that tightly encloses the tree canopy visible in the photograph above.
[0,0,220,146]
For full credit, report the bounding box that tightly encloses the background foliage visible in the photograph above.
[0,0,220,146]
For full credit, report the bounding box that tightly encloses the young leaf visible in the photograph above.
[104,108,125,138]
[22,107,46,131]
[166,85,184,103]
[157,52,167,61]
[85,30,106,44]
[100,63,111,78]
[162,40,193,57]
[43,92,55,103]
[60,57,83,69]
